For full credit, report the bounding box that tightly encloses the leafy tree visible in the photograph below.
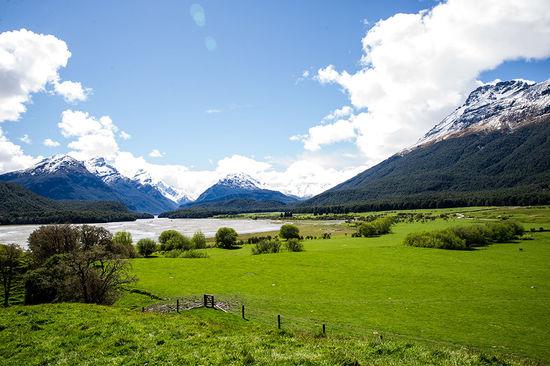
[0,244,27,307]
[285,238,304,252]
[279,224,300,240]
[25,225,135,305]
[215,227,239,249]
[158,230,191,251]
[112,231,137,258]
[137,239,156,257]
[191,231,207,249]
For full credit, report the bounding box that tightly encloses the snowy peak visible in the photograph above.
[417,79,550,146]
[27,155,88,175]
[84,157,122,184]
[132,169,190,204]
[217,173,262,190]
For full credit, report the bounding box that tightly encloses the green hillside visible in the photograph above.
[299,118,550,213]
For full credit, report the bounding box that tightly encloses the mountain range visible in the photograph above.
[1,79,548,219]
[298,79,550,212]
[0,155,180,214]
[160,173,299,218]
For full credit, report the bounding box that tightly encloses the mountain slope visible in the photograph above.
[0,182,150,224]
[299,80,550,212]
[85,159,178,214]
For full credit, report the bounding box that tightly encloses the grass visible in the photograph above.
[0,303,533,365]
[1,206,549,365]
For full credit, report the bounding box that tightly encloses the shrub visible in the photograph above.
[166,233,192,251]
[285,238,304,252]
[251,239,281,255]
[279,224,300,240]
[158,230,181,250]
[164,249,209,258]
[137,239,156,257]
[450,225,492,247]
[404,229,466,250]
[215,227,239,249]
[112,231,137,258]
[357,216,395,237]
[191,231,207,249]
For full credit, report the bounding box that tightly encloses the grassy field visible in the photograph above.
[1,206,549,365]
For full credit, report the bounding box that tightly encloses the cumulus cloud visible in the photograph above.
[0,128,38,172]
[53,80,90,102]
[19,134,31,144]
[0,29,89,123]
[148,149,165,158]
[59,110,119,160]
[43,138,60,147]
[296,0,550,165]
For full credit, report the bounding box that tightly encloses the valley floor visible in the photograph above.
[2,206,550,365]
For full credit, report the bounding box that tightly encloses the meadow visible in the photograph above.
[1,206,550,365]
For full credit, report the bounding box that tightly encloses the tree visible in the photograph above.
[137,239,156,257]
[279,224,300,240]
[215,227,238,249]
[112,231,136,258]
[158,230,190,251]
[191,231,207,249]
[25,225,135,305]
[0,244,27,307]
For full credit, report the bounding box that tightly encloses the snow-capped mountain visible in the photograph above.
[28,154,90,175]
[417,79,550,146]
[188,173,298,206]
[0,155,180,214]
[133,169,191,204]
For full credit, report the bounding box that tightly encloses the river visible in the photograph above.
[0,218,282,247]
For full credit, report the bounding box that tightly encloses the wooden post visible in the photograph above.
[203,294,207,307]
[242,304,245,319]
[322,323,326,335]
[277,314,281,329]
[141,307,144,312]
[177,299,180,313]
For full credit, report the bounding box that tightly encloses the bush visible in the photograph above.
[251,239,281,255]
[357,216,395,237]
[164,249,209,258]
[404,221,525,250]
[404,229,467,250]
[191,231,207,249]
[112,231,137,258]
[137,238,156,257]
[215,227,239,249]
[285,238,304,252]
[279,224,300,240]
[158,230,181,250]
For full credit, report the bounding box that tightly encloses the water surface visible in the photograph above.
[0,218,282,247]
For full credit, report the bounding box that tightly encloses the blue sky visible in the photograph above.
[1,0,549,197]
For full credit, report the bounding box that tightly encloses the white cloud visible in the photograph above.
[292,118,357,151]
[119,131,131,140]
[53,80,90,102]
[59,110,119,160]
[0,128,38,172]
[299,0,550,165]
[0,29,89,123]
[43,138,60,147]
[19,134,31,144]
[205,108,221,114]
[323,106,353,121]
[148,149,165,158]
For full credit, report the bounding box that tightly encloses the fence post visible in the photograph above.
[141,306,144,312]
[242,305,245,319]
[203,294,207,307]
[322,323,326,335]
[277,314,281,329]
[177,299,180,313]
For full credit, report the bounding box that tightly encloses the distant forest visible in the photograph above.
[0,183,152,225]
